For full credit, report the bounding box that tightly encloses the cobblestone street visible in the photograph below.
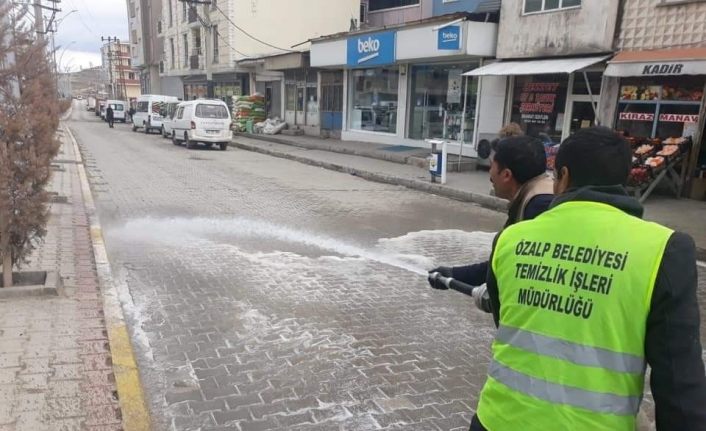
[66,103,706,431]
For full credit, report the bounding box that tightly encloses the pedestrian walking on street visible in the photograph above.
[106,105,114,128]
[428,135,554,311]
[469,127,706,431]
[128,106,135,122]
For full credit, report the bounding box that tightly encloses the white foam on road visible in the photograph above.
[110,216,470,276]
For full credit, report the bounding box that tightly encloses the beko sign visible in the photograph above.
[438,25,461,51]
[347,31,396,67]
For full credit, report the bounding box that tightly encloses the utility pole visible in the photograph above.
[33,0,44,41]
[101,36,118,99]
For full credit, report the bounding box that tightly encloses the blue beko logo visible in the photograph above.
[347,31,396,67]
[438,25,461,51]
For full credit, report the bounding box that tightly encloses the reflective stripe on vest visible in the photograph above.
[489,361,642,415]
[477,201,673,431]
[496,325,645,374]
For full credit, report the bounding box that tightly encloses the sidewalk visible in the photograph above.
[0,130,122,430]
[232,133,706,259]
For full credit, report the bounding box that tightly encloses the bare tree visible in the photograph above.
[0,6,61,287]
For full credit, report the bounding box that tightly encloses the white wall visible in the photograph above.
[232,0,360,60]
[497,0,619,59]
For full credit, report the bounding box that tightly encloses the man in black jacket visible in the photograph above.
[428,136,554,305]
[470,127,706,430]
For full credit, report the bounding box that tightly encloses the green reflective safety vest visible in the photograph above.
[476,201,673,431]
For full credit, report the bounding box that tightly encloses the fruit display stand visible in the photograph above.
[626,136,691,203]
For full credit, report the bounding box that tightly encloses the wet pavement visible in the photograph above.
[66,102,705,431]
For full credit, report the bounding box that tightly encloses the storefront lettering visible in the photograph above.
[658,113,699,123]
[619,112,654,121]
[519,82,560,122]
[642,63,684,75]
[347,31,396,67]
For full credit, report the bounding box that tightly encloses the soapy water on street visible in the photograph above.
[109,216,497,277]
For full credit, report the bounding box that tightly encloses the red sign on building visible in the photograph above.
[619,112,654,121]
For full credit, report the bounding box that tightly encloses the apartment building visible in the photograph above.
[101,41,141,101]
[127,0,169,94]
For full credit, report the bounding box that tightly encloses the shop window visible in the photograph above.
[510,74,569,145]
[408,63,478,141]
[350,67,399,134]
[615,76,704,139]
[368,0,419,12]
[306,86,318,115]
[571,71,602,96]
[524,0,581,14]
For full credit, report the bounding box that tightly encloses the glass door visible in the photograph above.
[568,100,596,135]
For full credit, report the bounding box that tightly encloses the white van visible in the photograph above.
[171,99,232,151]
[132,95,179,134]
[106,100,127,123]
[159,101,181,139]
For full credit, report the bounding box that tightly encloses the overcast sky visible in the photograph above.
[54,0,128,71]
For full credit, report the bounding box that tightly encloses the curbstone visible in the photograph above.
[64,125,152,431]
[229,139,508,214]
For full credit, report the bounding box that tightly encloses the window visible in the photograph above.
[128,72,135,80]
[136,101,149,112]
[350,67,399,133]
[129,1,136,18]
[616,77,704,139]
[196,104,228,119]
[212,25,219,63]
[176,106,184,120]
[157,20,162,34]
[182,1,187,21]
[408,63,478,141]
[168,0,173,26]
[183,34,188,67]
[510,74,569,145]
[524,0,581,14]
[169,38,175,68]
[368,0,419,12]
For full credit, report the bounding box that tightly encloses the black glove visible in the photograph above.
[428,266,453,290]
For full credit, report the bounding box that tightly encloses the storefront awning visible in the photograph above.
[463,55,611,76]
[604,48,706,77]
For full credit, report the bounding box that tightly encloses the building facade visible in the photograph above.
[602,0,706,199]
[311,0,500,147]
[101,41,142,101]
[468,0,619,149]
[127,0,165,95]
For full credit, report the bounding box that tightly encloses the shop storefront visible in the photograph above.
[183,76,207,101]
[311,16,498,151]
[213,73,249,112]
[467,56,609,147]
[605,49,706,201]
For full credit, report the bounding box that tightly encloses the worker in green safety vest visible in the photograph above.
[471,127,706,431]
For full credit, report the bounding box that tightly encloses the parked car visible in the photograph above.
[106,100,128,123]
[132,94,179,134]
[159,101,181,139]
[87,96,96,111]
[171,99,232,151]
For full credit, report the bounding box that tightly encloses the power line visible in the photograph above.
[212,3,296,53]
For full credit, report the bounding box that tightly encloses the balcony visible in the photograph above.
[190,54,201,70]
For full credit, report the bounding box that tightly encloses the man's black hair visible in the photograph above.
[555,126,631,187]
[492,136,547,184]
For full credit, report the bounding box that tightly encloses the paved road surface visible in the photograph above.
[67,101,705,431]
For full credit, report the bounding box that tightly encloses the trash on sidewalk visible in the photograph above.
[255,117,288,135]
